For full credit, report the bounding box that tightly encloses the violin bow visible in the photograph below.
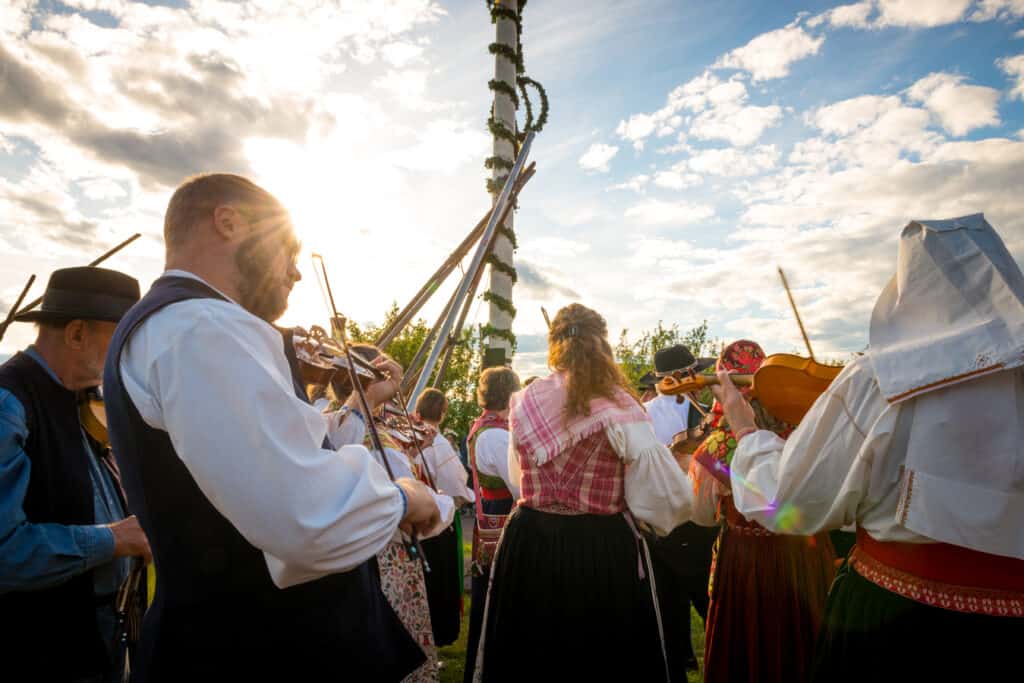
[393,387,438,491]
[541,306,551,330]
[777,267,816,362]
[313,254,430,572]
[0,273,36,344]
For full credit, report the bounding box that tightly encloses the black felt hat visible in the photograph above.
[13,267,140,324]
[637,370,657,390]
[653,344,697,376]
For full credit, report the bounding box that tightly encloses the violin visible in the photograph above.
[656,353,841,425]
[78,386,110,450]
[292,325,384,398]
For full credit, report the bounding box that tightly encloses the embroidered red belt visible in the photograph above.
[480,486,513,502]
[851,528,1024,617]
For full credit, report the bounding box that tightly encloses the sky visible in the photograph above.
[1,0,1023,378]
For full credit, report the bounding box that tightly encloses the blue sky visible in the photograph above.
[1,0,1023,376]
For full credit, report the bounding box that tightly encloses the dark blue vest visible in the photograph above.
[0,353,110,678]
[103,276,422,681]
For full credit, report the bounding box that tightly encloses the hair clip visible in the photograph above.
[568,325,578,337]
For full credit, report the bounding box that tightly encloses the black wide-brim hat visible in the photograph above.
[653,344,716,376]
[653,344,696,375]
[13,266,140,324]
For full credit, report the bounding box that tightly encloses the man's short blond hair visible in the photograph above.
[164,173,285,247]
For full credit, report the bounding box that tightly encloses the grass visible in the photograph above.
[438,532,706,683]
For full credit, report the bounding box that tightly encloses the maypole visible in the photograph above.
[481,0,547,368]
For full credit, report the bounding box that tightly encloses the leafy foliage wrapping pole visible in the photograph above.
[348,304,483,441]
[482,0,547,367]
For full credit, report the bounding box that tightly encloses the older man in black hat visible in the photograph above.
[645,344,718,676]
[0,266,151,681]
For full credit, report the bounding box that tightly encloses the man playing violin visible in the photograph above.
[0,266,151,681]
[644,344,718,677]
[713,214,1024,682]
[102,173,440,681]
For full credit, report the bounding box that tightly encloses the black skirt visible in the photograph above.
[422,522,462,647]
[479,506,667,683]
[812,562,1024,682]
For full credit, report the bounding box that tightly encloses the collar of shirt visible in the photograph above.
[23,345,63,386]
[162,269,239,305]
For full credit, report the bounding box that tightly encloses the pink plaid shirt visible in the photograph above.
[519,429,626,515]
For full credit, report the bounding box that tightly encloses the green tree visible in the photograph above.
[614,320,717,388]
[347,303,482,440]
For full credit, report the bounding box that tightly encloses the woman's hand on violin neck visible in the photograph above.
[363,356,404,409]
[712,369,757,435]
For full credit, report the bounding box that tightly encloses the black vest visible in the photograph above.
[103,276,422,681]
[0,352,111,679]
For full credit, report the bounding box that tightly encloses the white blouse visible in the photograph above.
[419,432,474,505]
[506,420,694,537]
[729,355,932,543]
[475,427,519,499]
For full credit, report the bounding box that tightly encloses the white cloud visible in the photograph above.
[810,95,903,135]
[616,114,657,150]
[78,177,128,201]
[379,41,425,67]
[624,199,715,225]
[999,53,1024,100]
[578,143,619,172]
[391,119,489,174]
[970,0,1024,21]
[687,145,780,176]
[906,72,1001,135]
[608,175,651,193]
[652,166,703,189]
[1017,29,1024,38]
[820,1,875,28]
[875,0,971,27]
[615,71,781,150]
[690,101,784,146]
[714,24,824,81]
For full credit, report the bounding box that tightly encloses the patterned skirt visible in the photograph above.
[703,504,835,683]
[378,540,438,683]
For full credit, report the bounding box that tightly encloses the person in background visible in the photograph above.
[0,266,151,681]
[716,215,1024,682]
[475,304,694,682]
[415,388,473,649]
[690,340,835,683]
[462,366,521,683]
[104,173,438,681]
[645,344,719,676]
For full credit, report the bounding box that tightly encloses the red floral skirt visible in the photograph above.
[703,500,835,683]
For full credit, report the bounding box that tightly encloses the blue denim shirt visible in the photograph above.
[0,347,124,597]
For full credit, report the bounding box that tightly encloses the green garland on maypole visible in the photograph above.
[482,0,548,352]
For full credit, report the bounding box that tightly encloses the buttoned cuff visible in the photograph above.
[75,525,116,569]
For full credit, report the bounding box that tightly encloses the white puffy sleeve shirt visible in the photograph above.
[118,284,405,588]
[729,356,932,543]
[421,433,474,505]
[372,446,455,540]
[474,427,519,499]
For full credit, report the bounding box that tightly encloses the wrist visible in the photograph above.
[734,425,758,441]
[394,482,408,519]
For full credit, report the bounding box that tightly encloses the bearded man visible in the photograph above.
[102,173,439,681]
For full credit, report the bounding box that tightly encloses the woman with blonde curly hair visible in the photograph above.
[474,303,695,682]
